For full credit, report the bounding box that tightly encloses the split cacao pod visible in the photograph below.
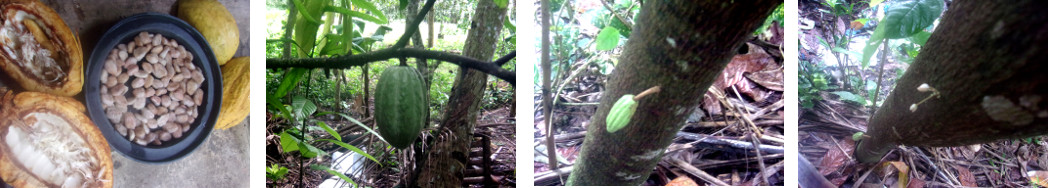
[0,0,83,96]
[0,91,113,188]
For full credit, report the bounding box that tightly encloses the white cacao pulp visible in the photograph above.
[0,91,112,188]
[6,112,102,187]
[0,10,64,83]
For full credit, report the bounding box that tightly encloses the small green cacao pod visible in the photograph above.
[606,94,638,133]
[852,132,865,141]
[375,66,427,149]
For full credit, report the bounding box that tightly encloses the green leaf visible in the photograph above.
[317,121,341,141]
[911,31,932,46]
[275,68,308,99]
[831,47,862,59]
[291,96,318,123]
[300,141,324,158]
[610,17,631,37]
[325,5,387,24]
[291,0,322,24]
[319,33,346,56]
[862,0,943,67]
[318,139,380,164]
[398,0,408,10]
[266,164,289,180]
[801,100,815,109]
[311,164,357,187]
[503,16,515,33]
[816,36,831,49]
[494,0,509,8]
[349,0,387,22]
[831,91,866,105]
[316,111,387,143]
[853,18,869,26]
[860,39,884,68]
[291,0,330,56]
[279,131,300,153]
[878,0,944,39]
[595,27,620,51]
[266,96,293,121]
[869,0,885,7]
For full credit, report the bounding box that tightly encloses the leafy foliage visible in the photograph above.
[799,61,831,109]
[755,3,784,36]
[831,91,866,105]
[267,164,290,181]
[862,0,944,67]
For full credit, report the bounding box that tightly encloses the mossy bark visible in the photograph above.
[415,0,506,187]
[565,0,779,186]
[855,0,1048,163]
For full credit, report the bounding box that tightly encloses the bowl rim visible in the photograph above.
[83,12,222,163]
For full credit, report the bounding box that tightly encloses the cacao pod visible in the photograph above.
[178,0,239,65]
[215,56,249,130]
[0,91,113,188]
[606,94,637,133]
[375,66,426,149]
[0,0,83,96]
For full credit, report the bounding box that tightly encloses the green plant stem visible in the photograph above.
[632,86,661,101]
[600,0,633,29]
[872,39,888,109]
[541,0,558,173]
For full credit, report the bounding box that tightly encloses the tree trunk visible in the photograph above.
[565,0,779,186]
[854,0,1048,163]
[415,0,507,187]
[428,8,435,48]
[402,0,431,186]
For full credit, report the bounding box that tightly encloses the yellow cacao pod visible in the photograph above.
[606,94,637,133]
[178,0,239,65]
[215,56,249,130]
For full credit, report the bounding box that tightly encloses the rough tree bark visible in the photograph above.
[855,0,1048,163]
[415,0,507,187]
[565,0,779,186]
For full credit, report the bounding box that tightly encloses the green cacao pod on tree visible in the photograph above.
[375,66,427,149]
[606,94,638,133]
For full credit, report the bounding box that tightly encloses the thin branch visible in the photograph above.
[871,40,888,110]
[267,49,516,84]
[541,0,558,172]
[494,51,516,66]
[599,0,633,29]
[394,0,437,49]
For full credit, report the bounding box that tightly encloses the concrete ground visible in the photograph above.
[38,0,253,187]
[112,118,250,187]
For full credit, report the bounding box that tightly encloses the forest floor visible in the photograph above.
[532,24,785,186]
[266,96,517,188]
[797,0,1048,187]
